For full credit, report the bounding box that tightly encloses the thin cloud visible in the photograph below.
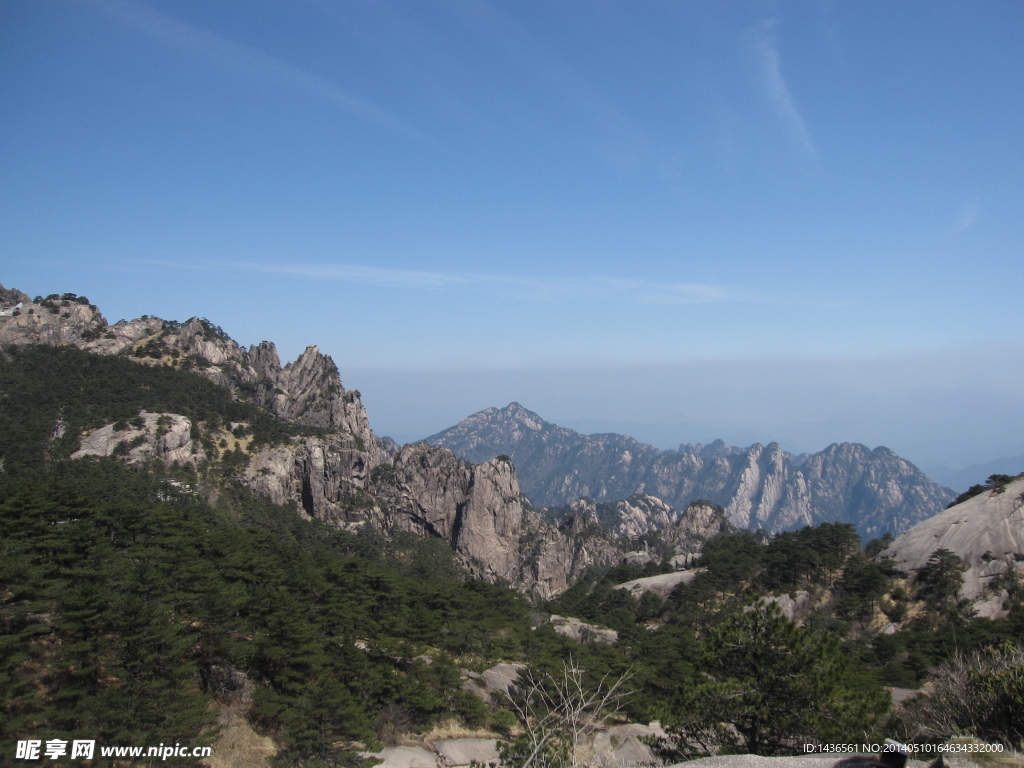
[442,1,648,170]
[133,258,734,305]
[953,203,980,233]
[244,262,473,291]
[88,0,429,142]
[748,19,818,163]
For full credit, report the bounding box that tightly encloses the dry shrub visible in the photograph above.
[894,644,1024,750]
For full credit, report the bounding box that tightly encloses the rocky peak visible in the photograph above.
[427,401,597,459]
[599,494,677,538]
[248,340,282,380]
[662,500,730,552]
[0,283,31,307]
[0,291,107,348]
[379,443,620,597]
[499,402,547,431]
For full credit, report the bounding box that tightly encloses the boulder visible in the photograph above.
[548,615,618,645]
[434,739,500,767]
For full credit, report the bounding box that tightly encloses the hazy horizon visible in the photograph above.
[341,351,1024,478]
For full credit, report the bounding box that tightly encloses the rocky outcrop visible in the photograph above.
[72,412,205,465]
[562,494,676,538]
[613,569,704,599]
[380,444,623,597]
[462,662,526,704]
[881,476,1024,617]
[547,615,618,645]
[0,284,30,307]
[243,435,376,527]
[0,292,107,348]
[660,501,731,555]
[426,403,954,538]
[760,590,815,622]
[434,739,501,767]
[591,722,664,766]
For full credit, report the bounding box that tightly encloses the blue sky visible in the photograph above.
[2,1,1023,476]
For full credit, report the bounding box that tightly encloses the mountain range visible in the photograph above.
[425,402,954,540]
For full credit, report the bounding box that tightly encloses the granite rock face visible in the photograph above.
[613,569,704,599]
[461,662,526,703]
[386,445,526,582]
[881,476,1024,616]
[0,284,31,307]
[548,615,618,645]
[72,412,204,466]
[242,436,376,527]
[0,293,107,347]
[661,500,731,555]
[427,403,954,538]
[378,444,623,597]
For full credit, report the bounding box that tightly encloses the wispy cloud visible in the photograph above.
[247,261,734,304]
[952,203,980,234]
[441,1,649,171]
[748,18,818,163]
[134,258,735,305]
[89,0,429,142]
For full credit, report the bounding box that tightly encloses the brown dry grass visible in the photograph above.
[201,702,277,768]
[398,718,503,749]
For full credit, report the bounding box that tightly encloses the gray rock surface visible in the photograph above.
[601,494,677,537]
[361,746,438,768]
[613,569,704,599]
[243,436,378,525]
[0,294,107,348]
[0,284,30,307]
[761,590,814,622]
[434,739,500,767]
[591,722,665,766]
[881,476,1024,613]
[548,615,618,645]
[660,500,731,557]
[72,412,204,465]
[462,662,526,704]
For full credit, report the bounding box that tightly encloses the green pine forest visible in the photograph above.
[2,344,1023,766]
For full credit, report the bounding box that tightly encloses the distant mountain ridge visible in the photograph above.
[924,456,1024,491]
[425,403,955,538]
